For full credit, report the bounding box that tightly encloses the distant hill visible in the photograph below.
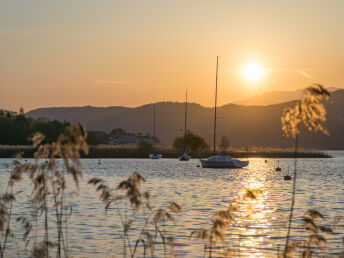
[27,90,344,149]
[235,87,341,106]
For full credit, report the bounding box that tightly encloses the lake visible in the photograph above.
[0,151,343,257]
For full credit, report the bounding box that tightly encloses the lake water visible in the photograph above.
[1,151,344,257]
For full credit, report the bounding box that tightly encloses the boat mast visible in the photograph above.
[184,91,188,151]
[213,56,219,153]
[153,104,156,138]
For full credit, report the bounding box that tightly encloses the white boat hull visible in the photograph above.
[200,156,249,168]
[200,160,248,168]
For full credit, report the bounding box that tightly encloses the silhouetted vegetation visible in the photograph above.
[172,130,209,152]
[86,131,109,145]
[219,135,230,152]
[0,108,70,145]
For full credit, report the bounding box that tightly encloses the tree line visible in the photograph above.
[0,108,70,145]
[0,108,230,153]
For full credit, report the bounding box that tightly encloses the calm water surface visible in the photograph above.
[0,151,343,257]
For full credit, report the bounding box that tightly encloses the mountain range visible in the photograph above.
[27,89,344,149]
[235,87,341,106]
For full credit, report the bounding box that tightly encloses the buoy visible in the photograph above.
[276,160,281,171]
[264,160,268,163]
[284,175,291,181]
[98,158,101,165]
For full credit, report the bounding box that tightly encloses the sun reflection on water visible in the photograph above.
[233,162,275,257]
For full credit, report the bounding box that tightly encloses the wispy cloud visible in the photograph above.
[299,71,314,79]
[265,68,315,79]
[95,80,129,85]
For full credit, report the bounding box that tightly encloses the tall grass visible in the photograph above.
[1,124,88,258]
[88,173,181,257]
[281,84,331,256]
[0,89,342,258]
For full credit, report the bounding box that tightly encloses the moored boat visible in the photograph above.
[200,155,248,168]
[200,56,248,169]
[179,91,191,161]
[179,152,191,161]
[149,154,162,159]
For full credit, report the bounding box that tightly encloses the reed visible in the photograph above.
[281,84,331,256]
[0,123,88,258]
[88,172,181,257]
[0,119,343,257]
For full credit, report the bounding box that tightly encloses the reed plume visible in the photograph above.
[281,84,330,256]
[1,123,88,258]
[88,172,181,257]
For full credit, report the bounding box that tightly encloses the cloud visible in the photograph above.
[299,71,314,79]
[95,80,129,85]
[265,68,315,79]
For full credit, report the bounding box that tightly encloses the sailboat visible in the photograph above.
[200,56,249,169]
[179,91,191,161]
[149,104,162,159]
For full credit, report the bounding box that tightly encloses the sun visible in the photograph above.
[242,62,263,82]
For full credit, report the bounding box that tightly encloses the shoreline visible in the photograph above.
[0,145,332,158]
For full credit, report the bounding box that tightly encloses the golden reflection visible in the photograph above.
[234,164,273,257]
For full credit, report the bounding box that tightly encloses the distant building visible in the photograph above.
[108,132,160,145]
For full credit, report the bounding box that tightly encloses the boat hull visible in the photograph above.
[149,154,162,159]
[200,160,249,168]
[179,152,191,161]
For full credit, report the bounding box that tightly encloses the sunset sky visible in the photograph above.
[1,0,344,111]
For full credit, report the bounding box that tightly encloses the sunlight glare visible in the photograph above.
[242,62,263,82]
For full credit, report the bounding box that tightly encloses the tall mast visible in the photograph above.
[213,56,219,153]
[184,91,188,152]
[184,91,187,138]
[153,104,156,138]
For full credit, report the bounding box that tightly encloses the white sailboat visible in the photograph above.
[200,56,249,169]
[179,91,191,161]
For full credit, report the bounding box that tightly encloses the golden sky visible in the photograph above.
[1,0,344,111]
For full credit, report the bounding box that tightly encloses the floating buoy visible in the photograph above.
[276,160,281,171]
[284,175,291,180]
[264,160,268,163]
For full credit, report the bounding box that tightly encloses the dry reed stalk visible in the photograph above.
[281,84,330,257]
[88,172,181,258]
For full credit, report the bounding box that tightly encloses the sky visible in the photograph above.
[1,0,344,111]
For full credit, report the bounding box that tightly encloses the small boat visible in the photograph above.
[200,56,248,169]
[179,152,191,161]
[179,91,191,161]
[200,155,249,168]
[149,105,162,160]
[149,154,162,159]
